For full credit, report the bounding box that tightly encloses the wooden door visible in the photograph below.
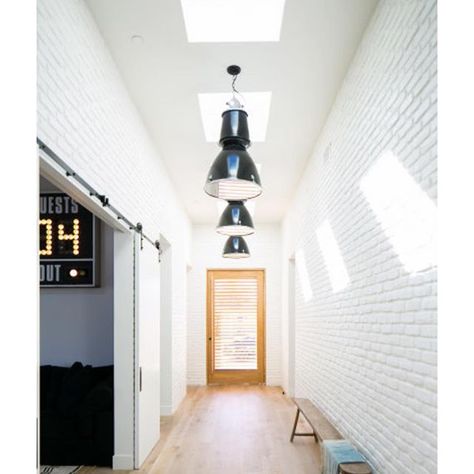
[207,269,265,384]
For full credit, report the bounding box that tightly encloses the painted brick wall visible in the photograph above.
[281,1,437,473]
[37,0,191,411]
[188,224,282,386]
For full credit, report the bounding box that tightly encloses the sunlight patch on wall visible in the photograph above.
[295,249,313,302]
[316,220,350,292]
[360,151,437,273]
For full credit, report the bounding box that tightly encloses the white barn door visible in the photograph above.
[135,234,160,467]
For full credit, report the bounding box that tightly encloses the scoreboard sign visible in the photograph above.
[39,193,100,287]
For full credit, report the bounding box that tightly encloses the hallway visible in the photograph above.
[92,386,319,474]
[33,0,438,472]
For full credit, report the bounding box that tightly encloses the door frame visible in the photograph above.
[159,234,173,416]
[287,255,296,397]
[39,159,134,469]
[206,268,266,384]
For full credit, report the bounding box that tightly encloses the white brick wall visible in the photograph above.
[37,0,191,411]
[188,224,282,386]
[39,0,437,471]
[281,1,437,473]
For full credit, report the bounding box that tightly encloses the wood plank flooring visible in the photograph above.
[87,385,320,474]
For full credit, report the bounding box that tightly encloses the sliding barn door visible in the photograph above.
[135,235,160,467]
[207,269,265,384]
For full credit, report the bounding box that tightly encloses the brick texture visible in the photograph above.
[38,0,437,471]
[37,0,192,411]
[281,1,437,473]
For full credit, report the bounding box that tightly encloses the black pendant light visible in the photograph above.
[217,201,254,236]
[205,146,262,200]
[219,108,250,148]
[204,65,262,201]
[222,235,250,258]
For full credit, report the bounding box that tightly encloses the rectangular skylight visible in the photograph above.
[180,0,286,42]
[316,220,350,293]
[360,151,437,273]
[198,92,272,143]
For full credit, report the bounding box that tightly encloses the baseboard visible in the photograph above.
[113,454,133,470]
[161,404,173,416]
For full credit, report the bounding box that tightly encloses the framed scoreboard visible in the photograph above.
[39,192,100,287]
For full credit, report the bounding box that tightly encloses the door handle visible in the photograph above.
[139,367,142,392]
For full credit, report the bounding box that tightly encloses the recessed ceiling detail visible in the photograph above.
[198,92,272,143]
[180,0,286,42]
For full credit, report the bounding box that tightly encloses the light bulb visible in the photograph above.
[226,95,244,109]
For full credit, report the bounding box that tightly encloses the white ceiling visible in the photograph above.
[86,0,378,224]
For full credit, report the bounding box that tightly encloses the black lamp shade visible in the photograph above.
[217,201,254,236]
[222,236,250,258]
[204,146,262,200]
[219,109,250,147]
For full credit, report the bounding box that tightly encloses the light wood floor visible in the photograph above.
[86,385,320,474]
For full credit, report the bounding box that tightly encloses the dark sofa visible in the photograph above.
[40,361,113,466]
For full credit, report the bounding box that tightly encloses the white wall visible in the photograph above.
[112,229,135,469]
[187,224,281,386]
[37,0,191,414]
[38,1,437,471]
[281,1,437,473]
[40,219,114,367]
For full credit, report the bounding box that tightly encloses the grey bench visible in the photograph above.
[290,398,371,474]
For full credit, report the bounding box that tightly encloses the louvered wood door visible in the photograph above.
[207,269,265,384]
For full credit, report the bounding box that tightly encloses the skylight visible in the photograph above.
[295,249,313,303]
[198,92,272,143]
[360,151,437,273]
[316,220,350,293]
[180,0,286,42]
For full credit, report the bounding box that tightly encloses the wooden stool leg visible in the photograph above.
[290,408,300,442]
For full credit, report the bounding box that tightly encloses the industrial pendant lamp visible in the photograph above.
[216,201,254,236]
[204,65,262,201]
[222,235,250,258]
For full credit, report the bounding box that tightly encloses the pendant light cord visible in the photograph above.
[229,72,245,107]
[231,73,239,94]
